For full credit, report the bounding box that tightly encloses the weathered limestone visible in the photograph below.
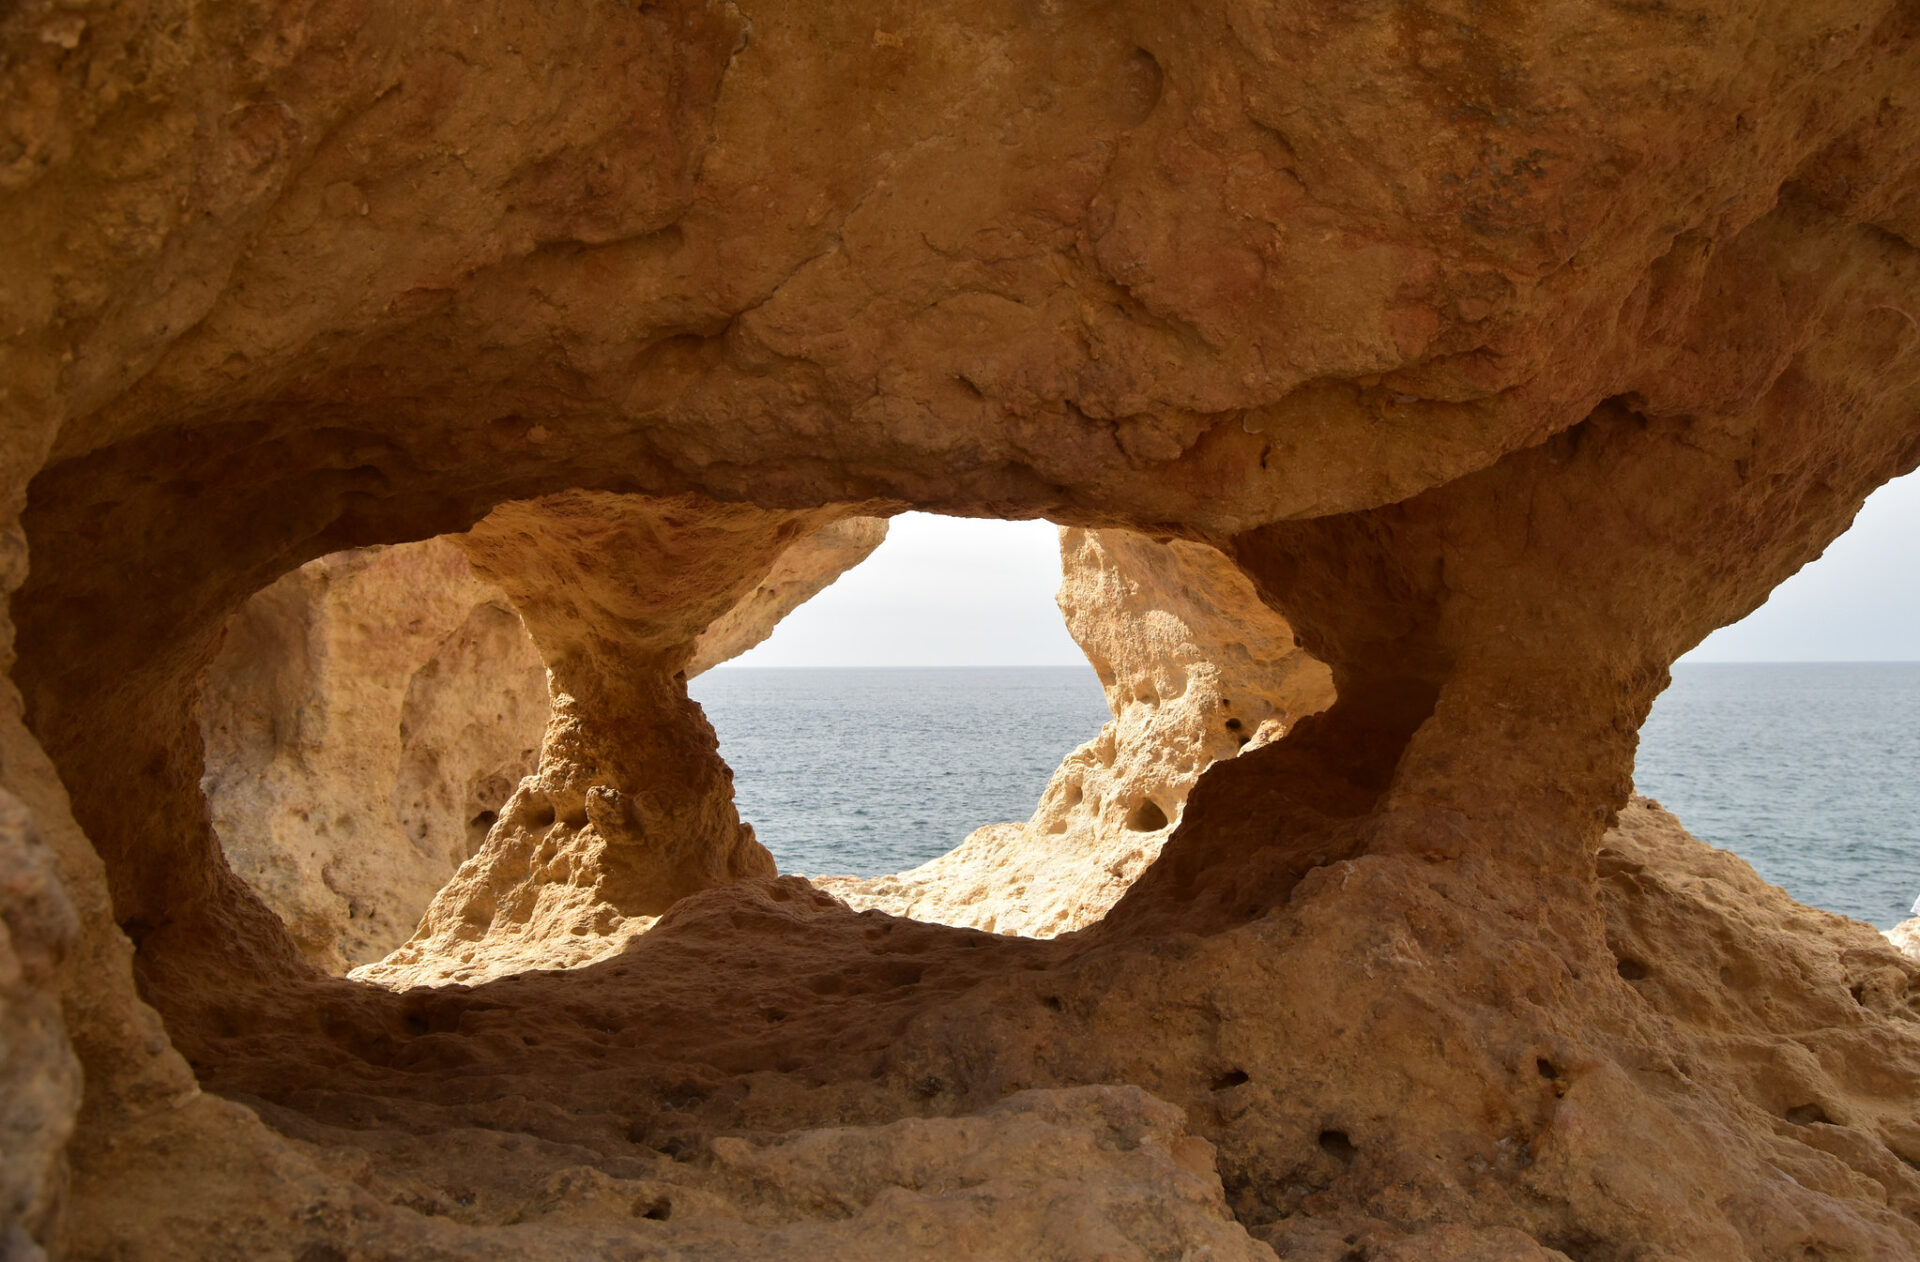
[1887,918,1920,964]
[355,493,877,989]
[0,789,79,1253]
[686,516,890,676]
[5,0,1920,1255]
[200,539,549,972]
[824,527,1333,936]
[199,516,885,974]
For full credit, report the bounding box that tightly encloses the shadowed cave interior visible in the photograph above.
[195,510,1330,981]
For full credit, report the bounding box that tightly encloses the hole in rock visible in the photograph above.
[657,1137,698,1163]
[1785,1103,1834,1127]
[198,540,548,975]
[1616,958,1650,982]
[1318,1129,1357,1162]
[1125,799,1171,832]
[689,512,1333,942]
[1635,470,1920,929]
[1212,1069,1250,1091]
[185,502,1331,1000]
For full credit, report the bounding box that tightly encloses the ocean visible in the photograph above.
[690,662,1920,929]
[689,667,1111,880]
[1635,662,1920,929]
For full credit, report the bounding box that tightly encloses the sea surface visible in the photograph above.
[691,662,1920,928]
[1635,662,1920,929]
[689,667,1110,879]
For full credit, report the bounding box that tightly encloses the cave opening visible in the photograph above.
[190,503,1335,985]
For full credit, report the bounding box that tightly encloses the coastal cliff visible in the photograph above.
[4,0,1920,1255]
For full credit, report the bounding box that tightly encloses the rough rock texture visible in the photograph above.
[685,516,889,676]
[201,538,549,973]
[73,1080,1276,1260]
[1885,919,1920,963]
[0,789,80,1253]
[200,515,884,975]
[6,0,1920,1255]
[355,493,881,989]
[825,526,1333,936]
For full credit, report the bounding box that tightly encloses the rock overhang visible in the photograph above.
[3,0,1920,1255]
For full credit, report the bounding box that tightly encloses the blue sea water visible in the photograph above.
[689,667,1111,879]
[691,662,1920,928]
[1636,662,1920,929]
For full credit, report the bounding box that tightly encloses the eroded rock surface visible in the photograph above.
[5,0,1920,1255]
[201,539,549,972]
[356,494,879,989]
[686,516,889,676]
[200,515,885,975]
[1885,919,1920,964]
[824,527,1333,936]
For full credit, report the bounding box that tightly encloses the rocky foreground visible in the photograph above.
[4,0,1920,1256]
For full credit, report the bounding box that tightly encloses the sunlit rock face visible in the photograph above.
[822,527,1335,936]
[200,539,550,972]
[354,495,888,989]
[198,516,885,975]
[4,0,1920,1255]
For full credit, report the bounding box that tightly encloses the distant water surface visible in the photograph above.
[693,662,1920,929]
[689,667,1109,878]
[1636,662,1920,928]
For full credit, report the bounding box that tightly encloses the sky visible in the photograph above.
[724,470,1920,668]
[1685,469,1920,662]
[725,513,1086,667]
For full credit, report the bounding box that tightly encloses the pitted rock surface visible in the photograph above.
[3,0,1919,1255]
[822,526,1334,936]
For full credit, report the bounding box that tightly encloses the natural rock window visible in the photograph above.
[196,510,1334,980]
[815,526,1335,937]
[10,3,1920,1255]
[199,540,549,973]
[196,502,892,983]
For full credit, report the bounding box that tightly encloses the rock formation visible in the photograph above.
[824,526,1334,936]
[685,516,890,676]
[200,539,550,972]
[5,0,1920,1256]
[348,494,885,989]
[1886,918,1920,964]
[200,515,884,974]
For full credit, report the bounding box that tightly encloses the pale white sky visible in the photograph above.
[1686,469,1920,662]
[726,513,1085,667]
[724,471,1920,668]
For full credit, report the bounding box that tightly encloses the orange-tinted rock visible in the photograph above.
[199,515,885,975]
[3,0,1919,1255]
[200,539,549,972]
[823,526,1333,935]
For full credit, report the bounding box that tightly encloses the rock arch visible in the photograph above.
[4,0,1920,1254]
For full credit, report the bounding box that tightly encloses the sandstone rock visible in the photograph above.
[355,493,876,990]
[823,526,1333,936]
[1884,918,1920,964]
[5,0,1920,1255]
[686,516,889,676]
[61,1081,1271,1260]
[200,515,885,975]
[0,790,80,1253]
[201,538,550,973]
